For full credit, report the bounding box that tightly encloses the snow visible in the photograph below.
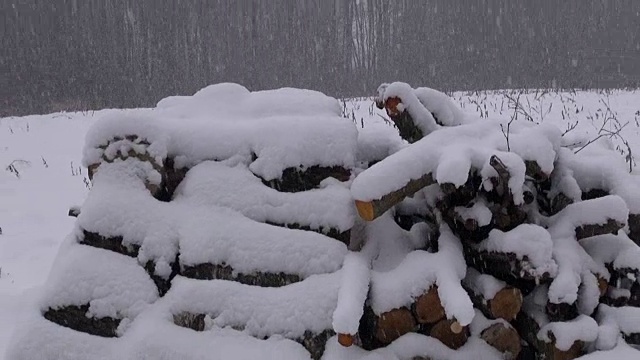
[173,160,355,233]
[597,305,640,338]
[477,224,558,277]
[332,252,371,335]
[581,233,640,274]
[370,225,475,327]
[351,113,560,206]
[545,196,626,306]
[538,315,599,351]
[567,145,640,213]
[323,332,503,360]
[2,87,640,359]
[578,341,640,360]
[162,275,340,340]
[41,240,158,321]
[463,267,507,300]
[78,160,348,279]
[455,199,493,227]
[85,83,359,181]
[413,87,470,127]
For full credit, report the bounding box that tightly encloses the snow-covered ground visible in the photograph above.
[1,88,639,359]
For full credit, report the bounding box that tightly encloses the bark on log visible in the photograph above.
[463,284,523,321]
[575,218,625,240]
[181,263,302,287]
[412,286,446,324]
[480,323,522,359]
[260,165,351,193]
[524,160,550,182]
[628,213,640,245]
[44,305,120,338]
[355,173,436,221]
[374,307,417,345]
[89,136,166,197]
[265,221,350,245]
[438,202,493,243]
[545,301,579,322]
[428,319,469,350]
[514,311,584,360]
[144,259,180,296]
[80,230,140,258]
[462,245,551,294]
[174,312,333,360]
[157,157,188,202]
[383,97,424,143]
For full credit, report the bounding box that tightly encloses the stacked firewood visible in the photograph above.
[348,83,640,359]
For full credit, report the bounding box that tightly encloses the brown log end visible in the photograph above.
[355,200,375,221]
[375,307,416,345]
[480,323,522,359]
[489,287,523,321]
[338,333,354,347]
[597,276,608,298]
[549,340,583,360]
[414,286,446,324]
[385,97,403,117]
[429,319,468,350]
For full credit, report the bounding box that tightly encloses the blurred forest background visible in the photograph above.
[2,0,640,116]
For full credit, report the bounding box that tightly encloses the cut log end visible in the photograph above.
[489,287,523,321]
[414,286,445,324]
[429,319,468,350]
[337,333,354,347]
[480,323,522,359]
[375,307,416,345]
[385,97,403,117]
[450,321,463,334]
[355,200,375,221]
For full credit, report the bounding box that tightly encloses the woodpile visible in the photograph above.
[349,83,640,359]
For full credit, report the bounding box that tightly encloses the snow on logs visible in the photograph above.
[352,82,640,359]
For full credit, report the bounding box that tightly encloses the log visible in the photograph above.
[80,230,140,258]
[413,286,445,324]
[174,312,333,360]
[463,284,523,321]
[438,202,493,243]
[157,157,188,202]
[629,282,640,307]
[524,160,550,182]
[429,319,468,350]
[338,333,354,347]
[355,173,436,221]
[181,263,302,288]
[462,245,552,294]
[375,307,417,345]
[514,311,584,360]
[480,323,522,359]
[575,218,625,240]
[265,221,350,245]
[260,165,351,193]
[383,97,424,143]
[546,301,579,322]
[144,259,180,296]
[88,135,166,197]
[44,305,120,338]
[629,213,640,245]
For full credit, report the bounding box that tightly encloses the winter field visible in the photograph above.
[1,88,639,359]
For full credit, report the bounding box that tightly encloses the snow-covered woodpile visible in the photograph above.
[348,82,640,359]
[6,82,640,360]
